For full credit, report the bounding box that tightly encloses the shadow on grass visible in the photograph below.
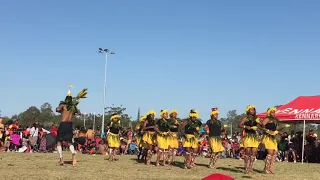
[216,167,243,173]
[235,166,264,174]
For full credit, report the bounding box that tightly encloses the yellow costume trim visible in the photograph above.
[267,107,277,115]
[209,137,224,153]
[157,132,169,149]
[169,110,179,115]
[146,110,156,117]
[246,105,256,113]
[168,132,178,149]
[211,107,219,116]
[107,132,120,148]
[189,109,199,118]
[183,134,199,149]
[160,109,168,117]
[139,115,146,122]
[142,131,156,145]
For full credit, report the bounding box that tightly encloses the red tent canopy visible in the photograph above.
[257,95,320,121]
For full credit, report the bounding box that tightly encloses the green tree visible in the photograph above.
[19,106,41,127]
[36,102,55,127]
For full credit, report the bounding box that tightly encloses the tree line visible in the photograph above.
[1,103,319,135]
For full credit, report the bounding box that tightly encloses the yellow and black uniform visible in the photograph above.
[156,119,170,149]
[135,122,144,148]
[183,119,202,149]
[142,118,156,145]
[242,116,260,148]
[107,121,121,148]
[262,117,278,150]
[206,120,224,153]
[168,118,180,149]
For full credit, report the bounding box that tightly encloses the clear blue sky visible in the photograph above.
[1,1,320,120]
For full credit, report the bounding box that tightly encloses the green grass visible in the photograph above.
[0,153,316,180]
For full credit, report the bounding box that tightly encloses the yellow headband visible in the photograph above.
[146,110,156,117]
[211,108,219,116]
[267,107,277,115]
[160,110,168,117]
[139,116,146,122]
[246,105,256,112]
[110,114,120,120]
[189,109,199,118]
[169,110,178,115]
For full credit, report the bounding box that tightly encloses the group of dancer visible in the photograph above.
[54,86,290,175]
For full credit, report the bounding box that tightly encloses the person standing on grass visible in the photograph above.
[238,105,261,174]
[106,114,122,161]
[180,109,202,169]
[142,110,157,165]
[56,85,87,166]
[0,117,4,148]
[155,110,170,166]
[205,108,225,169]
[261,107,290,174]
[167,110,180,165]
[135,115,146,161]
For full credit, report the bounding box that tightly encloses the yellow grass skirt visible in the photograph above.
[209,137,224,153]
[157,132,169,149]
[242,134,259,148]
[136,135,143,148]
[142,131,156,145]
[107,132,120,148]
[183,134,198,149]
[262,134,278,151]
[168,132,179,149]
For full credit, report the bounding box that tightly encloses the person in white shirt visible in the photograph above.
[29,122,39,147]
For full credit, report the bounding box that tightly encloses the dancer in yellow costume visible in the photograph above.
[205,108,225,168]
[142,110,157,165]
[155,110,170,166]
[238,105,261,174]
[180,109,202,169]
[261,107,290,174]
[167,110,180,164]
[135,115,146,161]
[106,114,122,161]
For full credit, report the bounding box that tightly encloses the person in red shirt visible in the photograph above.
[50,124,58,136]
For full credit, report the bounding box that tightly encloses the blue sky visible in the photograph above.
[1,1,320,120]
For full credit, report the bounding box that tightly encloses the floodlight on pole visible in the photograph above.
[99,48,115,137]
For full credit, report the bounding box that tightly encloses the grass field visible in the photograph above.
[0,153,316,180]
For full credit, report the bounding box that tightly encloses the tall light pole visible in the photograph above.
[98,48,115,136]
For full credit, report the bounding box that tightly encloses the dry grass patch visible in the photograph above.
[0,153,316,180]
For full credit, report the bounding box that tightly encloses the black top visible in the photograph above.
[184,119,202,135]
[145,118,155,132]
[107,121,120,134]
[265,116,278,131]
[168,118,179,132]
[206,119,222,137]
[156,119,170,133]
[244,115,258,134]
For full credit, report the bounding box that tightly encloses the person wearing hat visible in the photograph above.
[180,109,202,169]
[261,107,290,174]
[106,114,122,161]
[55,85,87,166]
[155,110,170,166]
[135,115,146,161]
[167,110,180,165]
[238,105,261,174]
[142,110,157,165]
[205,108,225,169]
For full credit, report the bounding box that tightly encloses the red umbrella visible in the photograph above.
[202,173,234,180]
